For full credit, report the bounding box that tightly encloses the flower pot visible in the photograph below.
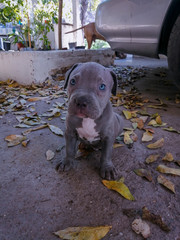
[3,41,11,51]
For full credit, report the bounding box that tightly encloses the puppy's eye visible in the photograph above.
[99,84,106,90]
[70,79,76,85]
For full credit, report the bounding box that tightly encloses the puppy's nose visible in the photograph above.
[74,96,88,109]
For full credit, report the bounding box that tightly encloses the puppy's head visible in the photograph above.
[64,62,117,119]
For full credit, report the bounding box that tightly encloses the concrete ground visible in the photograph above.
[0,56,180,240]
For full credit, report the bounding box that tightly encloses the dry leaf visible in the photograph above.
[131,118,144,129]
[147,138,164,149]
[142,206,170,232]
[134,169,153,182]
[5,134,27,147]
[102,179,135,201]
[145,154,159,164]
[46,150,55,161]
[142,131,154,142]
[113,143,124,149]
[54,226,112,240]
[162,127,180,134]
[156,164,180,176]
[22,139,30,147]
[148,117,166,127]
[132,218,151,239]
[124,132,133,145]
[48,124,63,136]
[157,175,175,193]
[162,152,174,162]
[155,115,162,125]
[23,124,48,135]
[27,96,48,102]
[139,116,148,123]
[123,110,132,120]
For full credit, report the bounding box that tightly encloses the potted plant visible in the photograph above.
[33,0,58,50]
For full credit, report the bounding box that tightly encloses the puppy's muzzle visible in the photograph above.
[74,96,89,110]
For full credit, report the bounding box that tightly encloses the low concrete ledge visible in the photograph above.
[0,48,114,85]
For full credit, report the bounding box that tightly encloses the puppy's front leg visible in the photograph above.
[100,137,117,180]
[56,130,77,171]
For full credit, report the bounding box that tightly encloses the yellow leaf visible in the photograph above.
[54,226,112,240]
[113,143,124,149]
[156,164,180,176]
[124,132,133,145]
[102,180,135,201]
[157,175,175,193]
[145,154,159,164]
[123,110,132,120]
[147,138,164,149]
[162,152,174,162]
[156,115,162,125]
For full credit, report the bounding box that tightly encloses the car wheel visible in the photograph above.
[167,15,180,88]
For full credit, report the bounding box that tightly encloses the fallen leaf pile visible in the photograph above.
[1,79,66,149]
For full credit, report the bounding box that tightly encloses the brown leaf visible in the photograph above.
[157,175,175,193]
[22,139,30,147]
[23,124,48,135]
[131,118,144,129]
[134,169,153,182]
[5,134,27,147]
[156,164,180,176]
[54,226,112,240]
[142,207,170,232]
[27,96,49,102]
[147,138,164,149]
[145,154,159,164]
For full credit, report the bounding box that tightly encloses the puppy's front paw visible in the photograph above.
[100,163,117,180]
[56,159,73,172]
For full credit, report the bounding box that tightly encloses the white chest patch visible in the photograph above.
[76,118,100,143]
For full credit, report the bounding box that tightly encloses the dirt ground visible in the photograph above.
[0,56,180,240]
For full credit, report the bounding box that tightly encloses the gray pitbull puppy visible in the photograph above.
[57,62,123,179]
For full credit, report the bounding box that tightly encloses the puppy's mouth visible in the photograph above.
[75,109,88,118]
[68,93,101,119]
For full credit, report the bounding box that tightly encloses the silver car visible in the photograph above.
[95,0,180,87]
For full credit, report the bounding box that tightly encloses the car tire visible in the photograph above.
[167,15,180,88]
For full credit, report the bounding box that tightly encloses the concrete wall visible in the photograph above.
[0,49,114,85]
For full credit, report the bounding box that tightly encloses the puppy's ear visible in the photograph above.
[64,63,81,89]
[110,70,117,96]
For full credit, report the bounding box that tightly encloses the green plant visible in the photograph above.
[33,0,58,50]
[84,39,110,49]
[0,0,23,25]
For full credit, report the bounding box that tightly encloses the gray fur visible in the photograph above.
[56,62,123,179]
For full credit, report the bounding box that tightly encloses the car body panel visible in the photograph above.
[95,0,172,57]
